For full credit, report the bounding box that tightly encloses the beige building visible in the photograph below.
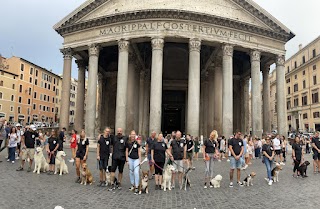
[54,0,294,139]
[0,56,18,121]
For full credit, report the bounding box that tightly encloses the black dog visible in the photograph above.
[298,161,310,177]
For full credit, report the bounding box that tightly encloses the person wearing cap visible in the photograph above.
[15,123,23,160]
[16,124,41,172]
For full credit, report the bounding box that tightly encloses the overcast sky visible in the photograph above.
[0,0,319,78]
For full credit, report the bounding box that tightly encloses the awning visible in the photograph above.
[18,115,25,120]
[0,113,5,117]
[33,115,38,119]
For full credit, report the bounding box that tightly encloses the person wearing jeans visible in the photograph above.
[262,137,275,186]
[126,130,141,194]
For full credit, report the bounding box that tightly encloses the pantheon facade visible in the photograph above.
[54,0,294,140]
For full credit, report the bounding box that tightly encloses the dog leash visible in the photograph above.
[128,157,148,172]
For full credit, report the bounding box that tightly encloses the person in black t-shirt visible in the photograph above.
[228,131,244,187]
[58,127,66,151]
[262,137,275,185]
[186,134,194,169]
[46,130,59,175]
[125,130,141,194]
[109,128,128,190]
[145,131,156,179]
[75,130,89,183]
[311,132,320,173]
[97,127,112,187]
[292,136,304,177]
[151,133,174,190]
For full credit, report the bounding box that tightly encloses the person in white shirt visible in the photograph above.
[8,127,19,163]
[273,135,285,165]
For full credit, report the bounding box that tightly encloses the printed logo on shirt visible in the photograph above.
[53,140,56,144]
[162,143,165,147]
[270,147,273,150]
[32,135,35,138]
[180,143,184,147]
[82,140,85,145]
[239,142,242,146]
[120,139,124,143]
[133,144,137,148]
[106,141,109,145]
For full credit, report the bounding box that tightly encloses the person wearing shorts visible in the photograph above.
[145,131,156,179]
[109,128,127,190]
[229,131,244,187]
[311,132,320,173]
[75,130,89,183]
[169,131,186,189]
[16,125,40,172]
[151,133,173,190]
[47,130,59,175]
[273,135,284,165]
[97,127,112,187]
[186,134,194,169]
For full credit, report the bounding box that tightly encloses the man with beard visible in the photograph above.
[109,128,128,190]
[170,131,186,189]
[145,131,156,179]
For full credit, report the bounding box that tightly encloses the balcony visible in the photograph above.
[288,106,302,113]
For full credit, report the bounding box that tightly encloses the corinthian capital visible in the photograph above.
[118,39,130,52]
[222,44,233,57]
[151,38,164,50]
[88,44,100,56]
[276,55,285,66]
[189,38,201,52]
[75,59,87,69]
[250,50,261,62]
[60,48,73,59]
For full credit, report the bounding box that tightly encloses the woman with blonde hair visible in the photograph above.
[202,130,219,188]
[75,130,89,183]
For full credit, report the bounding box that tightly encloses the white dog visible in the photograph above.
[54,151,69,175]
[210,174,223,188]
[162,164,176,191]
[33,147,49,174]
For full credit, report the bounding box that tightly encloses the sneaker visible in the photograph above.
[209,182,213,188]
[117,183,122,190]
[5,156,8,159]
[27,167,31,172]
[227,159,230,162]
[268,180,272,186]
[134,188,139,194]
[11,161,15,164]
[237,182,244,187]
[171,185,175,189]
[218,160,221,162]
[16,166,23,171]
[204,183,207,189]
[129,186,135,191]
[69,159,74,163]
[75,177,81,183]
[229,182,233,188]
[7,159,10,162]
[108,184,115,191]
[192,167,196,170]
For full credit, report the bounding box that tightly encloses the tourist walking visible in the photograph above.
[262,137,275,185]
[203,130,219,188]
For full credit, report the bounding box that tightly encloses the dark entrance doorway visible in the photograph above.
[162,90,186,135]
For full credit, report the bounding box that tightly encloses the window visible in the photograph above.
[314,76,317,85]
[294,98,299,107]
[0,80,3,86]
[287,101,291,110]
[35,70,38,77]
[11,95,14,102]
[12,84,15,89]
[294,75,297,79]
[52,97,55,103]
[47,96,50,102]
[20,64,24,71]
[0,92,2,99]
[303,70,305,75]
[294,61,297,68]
[44,95,46,101]
[20,74,23,80]
[43,106,45,111]
[19,85,22,93]
[57,79,59,85]
[313,112,320,118]
[302,56,306,64]
[287,66,290,73]
[312,92,319,103]
[294,84,298,92]
[29,77,32,83]
[41,81,43,88]
[34,92,37,99]
[28,88,31,95]
[33,104,36,110]
[47,107,49,112]
[54,78,56,84]
[314,65,317,70]
[303,80,306,89]
[302,95,307,106]
[288,115,291,121]
[35,79,38,85]
[27,108,30,115]
[30,67,33,75]
[287,87,290,94]
[44,83,47,88]
[313,49,316,58]
[286,79,290,83]
[10,106,13,112]
[39,105,42,110]
[40,94,43,100]
[27,99,31,105]
[18,97,22,103]
[48,84,50,90]
[53,86,55,91]
[18,107,21,114]
[52,108,54,113]
[303,113,308,119]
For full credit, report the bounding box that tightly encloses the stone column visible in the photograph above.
[251,50,262,138]
[203,77,208,137]
[233,76,241,131]
[115,40,130,134]
[262,66,271,134]
[138,70,145,135]
[85,44,100,140]
[222,44,234,137]
[149,38,164,134]
[59,48,73,131]
[187,38,201,137]
[95,72,103,135]
[126,51,136,134]
[214,56,223,134]
[276,55,287,136]
[207,66,214,134]
[143,72,150,138]
[74,59,86,132]
[243,77,250,134]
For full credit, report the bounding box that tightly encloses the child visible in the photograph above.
[8,127,19,164]
[69,129,77,163]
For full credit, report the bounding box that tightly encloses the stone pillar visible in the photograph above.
[207,66,214,134]
[262,67,271,134]
[74,59,86,132]
[250,50,262,138]
[138,70,145,135]
[233,76,241,131]
[187,38,201,137]
[133,68,140,132]
[243,77,250,134]
[203,77,208,137]
[222,44,233,137]
[143,72,150,138]
[126,51,136,134]
[59,48,73,131]
[95,73,103,135]
[214,57,223,135]
[85,44,100,140]
[149,38,164,134]
[276,55,287,136]
[115,40,130,134]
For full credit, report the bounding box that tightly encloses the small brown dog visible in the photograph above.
[80,163,93,185]
[242,171,256,186]
[271,163,282,182]
[138,171,149,194]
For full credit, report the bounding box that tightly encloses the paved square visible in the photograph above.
[0,148,318,209]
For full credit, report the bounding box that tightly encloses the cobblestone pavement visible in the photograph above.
[0,148,318,209]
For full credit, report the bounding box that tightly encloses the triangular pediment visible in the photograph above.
[54,0,294,41]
